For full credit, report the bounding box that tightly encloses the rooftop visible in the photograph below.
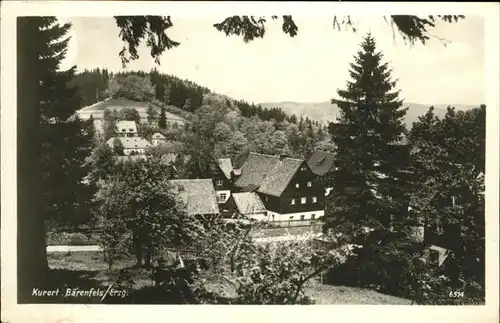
[232,192,267,215]
[235,152,305,197]
[116,120,138,134]
[307,151,336,176]
[168,179,220,216]
[107,136,152,150]
[152,132,166,139]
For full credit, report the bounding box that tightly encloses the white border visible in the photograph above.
[1,2,499,323]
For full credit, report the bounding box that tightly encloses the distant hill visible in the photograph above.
[259,101,479,130]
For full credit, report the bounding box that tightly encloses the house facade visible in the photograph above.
[107,137,152,155]
[212,158,234,204]
[151,132,166,146]
[234,153,325,223]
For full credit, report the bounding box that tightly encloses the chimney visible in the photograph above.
[279,153,289,161]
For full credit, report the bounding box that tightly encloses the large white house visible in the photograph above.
[115,120,138,137]
[107,137,152,155]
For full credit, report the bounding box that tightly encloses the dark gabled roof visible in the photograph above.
[235,152,304,197]
[168,179,220,215]
[307,151,335,176]
[232,192,267,215]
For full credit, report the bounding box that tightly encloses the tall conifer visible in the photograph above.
[325,33,414,247]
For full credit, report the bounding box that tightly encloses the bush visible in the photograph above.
[325,242,485,305]
[46,231,97,246]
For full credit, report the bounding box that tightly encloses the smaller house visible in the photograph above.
[107,137,152,155]
[151,132,166,146]
[226,192,268,222]
[168,179,220,217]
[307,151,336,196]
[115,120,138,137]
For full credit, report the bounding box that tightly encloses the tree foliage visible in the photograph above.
[235,238,348,304]
[158,107,167,129]
[114,15,465,67]
[409,105,485,297]
[325,33,413,242]
[37,18,96,230]
[107,74,155,102]
[95,155,205,267]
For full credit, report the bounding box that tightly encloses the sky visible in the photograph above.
[59,16,485,105]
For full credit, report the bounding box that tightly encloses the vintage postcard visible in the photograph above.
[1,1,499,323]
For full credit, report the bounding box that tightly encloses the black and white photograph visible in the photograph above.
[1,2,499,322]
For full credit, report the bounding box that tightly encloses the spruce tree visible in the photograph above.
[18,17,96,300]
[158,107,167,129]
[38,19,96,230]
[325,33,414,250]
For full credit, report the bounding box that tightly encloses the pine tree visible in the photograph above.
[18,17,96,299]
[37,19,97,231]
[158,107,167,129]
[325,33,414,249]
[164,83,172,105]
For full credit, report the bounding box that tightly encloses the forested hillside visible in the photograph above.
[71,69,331,167]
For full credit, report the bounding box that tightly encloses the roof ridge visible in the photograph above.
[249,151,304,162]
[249,152,279,159]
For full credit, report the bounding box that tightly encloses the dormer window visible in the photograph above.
[295,183,299,188]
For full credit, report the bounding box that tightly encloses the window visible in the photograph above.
[307,181,312,187]
[311,214,316,220]
[219,193,227,202]
[301,197,307,204]
[300,215,305,221]
[295,183,300,188]
[301,167,307,171]
[312,196,317,203]
[216,179,223,186]
[290,198,296,205]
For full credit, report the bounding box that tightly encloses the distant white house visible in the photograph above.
[107,137,152,155]
[151,132,166,146]
[115,120,138,137]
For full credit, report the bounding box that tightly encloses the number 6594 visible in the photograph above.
[449,291,465,298]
